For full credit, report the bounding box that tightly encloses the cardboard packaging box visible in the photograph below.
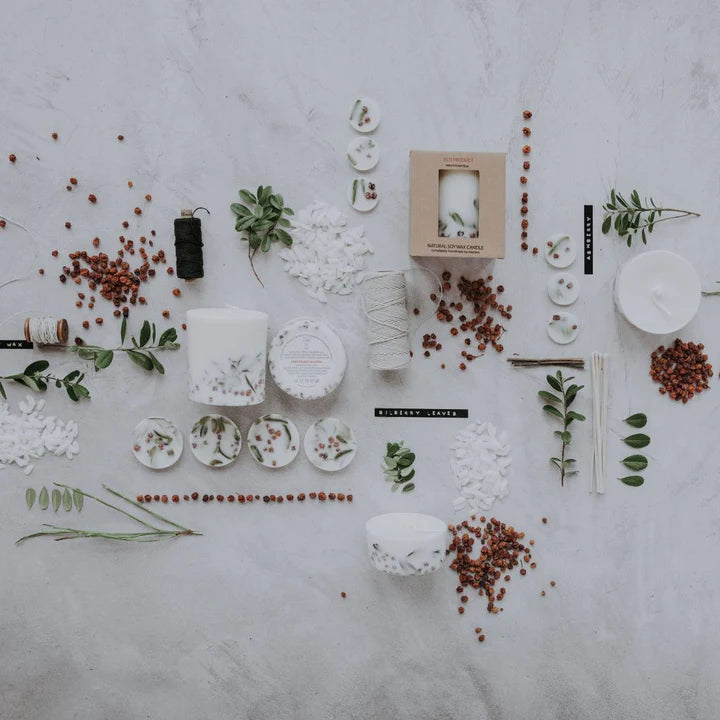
[409,150,506,259]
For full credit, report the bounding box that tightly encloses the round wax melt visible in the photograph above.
[348,177,378,212]
[269,318,347,400]
[189,414,242,468]
[547,272,579,306]
[615,250,701,334]
[544,233,576,268]
[304,418,357,471]
[348,97,380,133]
[547,312,580,344]
[247,414,300,469]
[346,136,379,171]
[131,417,183,470]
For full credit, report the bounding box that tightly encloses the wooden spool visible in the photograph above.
[24,317,69,345]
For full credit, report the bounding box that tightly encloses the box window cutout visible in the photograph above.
[438,170,479,238]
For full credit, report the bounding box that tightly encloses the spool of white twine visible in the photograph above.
[362,271,410,370]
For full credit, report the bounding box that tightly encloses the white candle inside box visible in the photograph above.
[186,308,268,406]
[366,513,448,576]
[615,250,701,334]
[438,170,479,238]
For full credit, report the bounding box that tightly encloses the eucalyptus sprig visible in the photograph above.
[539,371,585,486]
[601,188,700,247]
[0,360,89,402]
[382,441,416,493]
[71,317,179,374]
[230,185,294,286]
[17,483,201,544]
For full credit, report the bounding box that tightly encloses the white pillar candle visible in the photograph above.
[186,308,268,405]
[438,170,479,238]
[366,513,448,576]
[615,250,701,334]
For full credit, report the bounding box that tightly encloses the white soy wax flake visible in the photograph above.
[131,417,183,470]
[348,177,378,212]
[304,418,357,472]
[544,233,576,268]
[279,202,374,303]
[346,136,379,171]
[189,414,242,468]
[247,414,300,469]
[348,97,380,132]
[0,395,80,474]
[547,272,579,306]
[450,420,511,513]
[547,311,580,344]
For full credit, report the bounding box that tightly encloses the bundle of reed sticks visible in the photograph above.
[590,352,608,494]
[507,357,585,370]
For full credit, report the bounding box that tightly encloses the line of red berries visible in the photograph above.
[136,491,354,504]
[519,110,537,254]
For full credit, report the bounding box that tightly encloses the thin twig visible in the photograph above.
[102,485,193,532]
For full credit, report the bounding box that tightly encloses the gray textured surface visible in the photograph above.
[1,1,719,718]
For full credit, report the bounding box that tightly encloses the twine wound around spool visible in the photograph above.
[362,271,411,370]
[24,317,69,345]
[174,207,208,281]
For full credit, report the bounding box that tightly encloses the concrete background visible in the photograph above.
[1,1,719,718]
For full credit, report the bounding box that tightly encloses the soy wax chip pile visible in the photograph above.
[279,202,374,302]
[0,396,80,475]
[451,421,511,513]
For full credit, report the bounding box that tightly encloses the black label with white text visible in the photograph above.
[375,408,469,418]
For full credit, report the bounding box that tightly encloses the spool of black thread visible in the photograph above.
[174,208,207,280]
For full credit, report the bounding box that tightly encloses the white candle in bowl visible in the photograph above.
[186,308,268,405]
[366,513,448,576]
[615,250,701,334]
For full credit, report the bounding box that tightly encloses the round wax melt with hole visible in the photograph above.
[615,250,701,334]
[304,418,357,471]
[544,233,576,268]
[131,417,183,469]
[346,136,379,171]
[269,318,347,400]
[189,414,242,468]
[348,177,378,212]
[247,414,300,469]
[547,272,579,306]
[547,312,580,344]
[348,97,380,132]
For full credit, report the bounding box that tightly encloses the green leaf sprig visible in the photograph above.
[619,413,650,486]
[601,188,700,247]
[71,318,179,374]
[230,185,294,286]
[26,486,83,512]
[0,360,89,402]
[382,442,416,493]
[539,371,585,486]
[17,483,201,544]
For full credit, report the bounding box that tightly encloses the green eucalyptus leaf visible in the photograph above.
[26,488,36,510]
[623,433,650,449]
[158,328,177,346]
[619,475,644,487]
[543,404,563,419]
[127,350,154,371]
[566,411,586,423]
[120,316,127,344]
[51,488,61,512]
[62,488,72,511]
[622,455,648,471]
[139,321,151,347]
[24,360,50,375]
[147,352,164,374]
[239,189,257,204]
[624,413,647,428]
[401,483,415,493]
[546,374,562,392]
[38,487,49,509]
[94,349,114,370]
[73,489,84,512]
[538,390,561,403]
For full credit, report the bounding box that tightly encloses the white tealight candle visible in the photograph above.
[186,308,268,405]
[366,513,448,576]
[615,250,701,334]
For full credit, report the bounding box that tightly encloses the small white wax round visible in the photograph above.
[547,311,579,344]
[186,308,268,406]
[349,97,380,132]
[348,177,378,212]
[304,417,357,471]
[247,414,300,469]
[547,272,579,306]
[438,170,479,239]
[615,250,701,334]
[346,136,379,171]
[131,417,183,470]
[189,414,242,468]
[366,513,448,576]
[544,233,576,268]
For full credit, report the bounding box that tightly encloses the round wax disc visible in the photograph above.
[348,97,380,133]
[131,417,183,470]
[269,318,347,400]
[189,414,242,468]
[547,312,580,344]
[304,418,358,471]
[247,414,300,469]
[348,177,378,212]
[544,233,576,268]
[347,136,379,171]
[547,272,579,306]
